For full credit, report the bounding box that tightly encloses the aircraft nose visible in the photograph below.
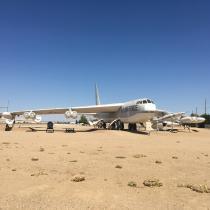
[145,103,156,111]
[198,117,205,123]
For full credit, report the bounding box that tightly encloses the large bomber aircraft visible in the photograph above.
[0,85,205,131]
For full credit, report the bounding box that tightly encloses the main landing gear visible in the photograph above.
[96,120,107,129]
[109,119,124,130]
[128,123,137,131]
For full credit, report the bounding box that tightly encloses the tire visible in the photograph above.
[103,122,106,129]
[120,122,124,130]
[133,123,137,131]
[128,123,137,131]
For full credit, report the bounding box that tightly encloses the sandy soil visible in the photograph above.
[0,124,210,210]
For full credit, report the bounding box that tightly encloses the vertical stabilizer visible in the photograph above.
[95,84,101,105]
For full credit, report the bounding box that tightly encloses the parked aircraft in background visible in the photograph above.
[152,112,205,131]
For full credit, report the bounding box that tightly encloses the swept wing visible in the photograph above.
[9,103,123,116]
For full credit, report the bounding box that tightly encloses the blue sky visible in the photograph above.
[0,0,210,116]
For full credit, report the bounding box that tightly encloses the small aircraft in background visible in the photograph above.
[152,112,205,131]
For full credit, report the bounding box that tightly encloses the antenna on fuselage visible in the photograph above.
[95,84,101,105]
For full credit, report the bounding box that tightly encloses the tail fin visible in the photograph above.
[95,84,101,105]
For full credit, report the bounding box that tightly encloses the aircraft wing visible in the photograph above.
[156,112,185,121]
[10,103,123,116]
[71,104,123,113]
[12,108,69,116]
[153,110,169,118]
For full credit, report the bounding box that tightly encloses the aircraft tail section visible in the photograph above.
[95,84,101,105]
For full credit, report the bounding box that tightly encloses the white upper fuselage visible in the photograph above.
[96,98,157,123]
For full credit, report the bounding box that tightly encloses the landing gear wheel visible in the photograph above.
[116,120,121,130]
[102,122,106,129]
[133,123,137,131]
[98,121,106,129]
[111,123,116,130]
[128,123,137,131]
[120,122,124,130]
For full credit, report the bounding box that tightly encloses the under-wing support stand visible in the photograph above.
[65,128,75,133]
[46,121,54,133]
[5,124,13,131]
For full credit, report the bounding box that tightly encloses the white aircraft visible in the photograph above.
[152,112,205,131]
[0,85,165,131]
[0,85,205,131]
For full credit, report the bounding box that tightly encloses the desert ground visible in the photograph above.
[0,124,210,210]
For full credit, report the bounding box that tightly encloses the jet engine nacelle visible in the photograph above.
[180,116,205,124]
[1,112,13,120]
[5,119,15,126]
[64,110,77,119]
[23,111,36,120]
[34,115,42,123]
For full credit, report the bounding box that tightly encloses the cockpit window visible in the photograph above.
[136,101,142,104]
[143,100,147,104]
[137,100,155,104]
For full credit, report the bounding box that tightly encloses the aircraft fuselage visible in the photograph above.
[96,98,157,123]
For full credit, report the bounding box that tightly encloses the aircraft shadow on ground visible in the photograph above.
[123,129,150,135]
[24,127,199,134]
[25,127,150,135]
[73,128,98,132]
[155,128,199,133]
[25,128,98,133]
[192,129,199,132]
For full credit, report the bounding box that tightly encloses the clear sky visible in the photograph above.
[0,0,210,116]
